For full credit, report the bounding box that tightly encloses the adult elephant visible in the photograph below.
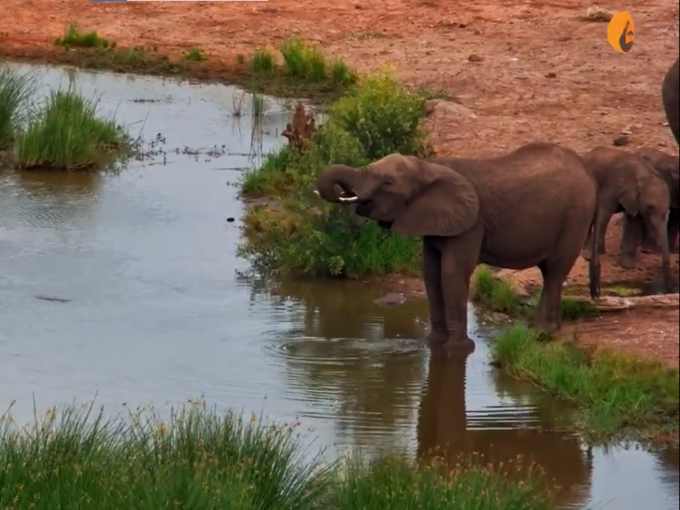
[662,58,679,145]
[580,147,672,292]
[315,142,601,348]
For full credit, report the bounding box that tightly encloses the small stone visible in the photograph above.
[468,54,485,62]
[613,135,630,146]
[545,72,557,78]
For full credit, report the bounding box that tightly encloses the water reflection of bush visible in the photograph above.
[7,171,102,229]
[259,277,431,454]
[419,348,592,509]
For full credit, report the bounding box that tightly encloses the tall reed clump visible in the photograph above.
[0,402,555,510]
[0,65,35,149]
[238,69,430,278]
[0,402,327,510]
[13,87,129,171]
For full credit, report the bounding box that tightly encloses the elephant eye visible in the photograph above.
[383,176,395,186]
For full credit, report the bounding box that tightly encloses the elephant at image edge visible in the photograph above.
[580,146,672,292]
[662,57,679,145]
[637,147,680,254]
[315,142,601,348]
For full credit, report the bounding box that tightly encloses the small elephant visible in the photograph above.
[315,142,601,348]
[662,58,679,145]
[637,147,679,253]
[581,146,672,291]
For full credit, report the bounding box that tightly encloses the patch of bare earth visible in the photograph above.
[3,0,678,366]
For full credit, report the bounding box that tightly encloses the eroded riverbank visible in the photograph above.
[0,63,678,510]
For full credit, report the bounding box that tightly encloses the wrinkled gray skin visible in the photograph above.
[315,143,601,349]
[637,147,679,254]
[581,147,672,292]
[662,58,679,145]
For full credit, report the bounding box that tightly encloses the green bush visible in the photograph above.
[0,402,554,510]
[0,65,35,148]
[238,71,430,278]
[13,87,129,171]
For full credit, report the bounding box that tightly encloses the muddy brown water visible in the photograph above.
[0,63,677,509]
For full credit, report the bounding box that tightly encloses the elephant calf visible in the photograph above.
[637,147,679,254]
[315,142,601,349]
[581,146,672,292]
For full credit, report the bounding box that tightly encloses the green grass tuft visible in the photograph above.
[0,65,36,148]
[238,70,429,278]
[13,87,130,172]
[54,21,111,49]
[329,454,554,510]
[471,265,601,321]
[492,324,680,438]
[250,47,276,74]
[184,47,208,61]
[471,265,522,315]
[0,401,554,510]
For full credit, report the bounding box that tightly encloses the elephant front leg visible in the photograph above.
[438,234,483,349]
[422,240,448,346]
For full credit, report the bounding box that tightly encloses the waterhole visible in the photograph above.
[0,63,677,509]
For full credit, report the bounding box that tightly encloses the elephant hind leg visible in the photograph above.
[532,224,590,333]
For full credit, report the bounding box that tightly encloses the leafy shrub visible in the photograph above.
[238,70,431,278]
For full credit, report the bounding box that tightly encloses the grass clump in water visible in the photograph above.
[491,324,680,438]
[0,401,555,510]
[237,69,428,278]
[13,88,130,172]
[54,21,111,49]
[0,65,35,149]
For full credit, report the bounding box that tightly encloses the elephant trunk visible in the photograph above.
[315,164,365,204]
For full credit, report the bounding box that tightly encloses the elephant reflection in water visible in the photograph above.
[417,347,592,508]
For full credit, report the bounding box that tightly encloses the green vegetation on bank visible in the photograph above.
[472,265,600,321]
[28,22,357,101]
[0,65,131,171]
[492,324,680,441]
[238,69,429,278]
[0,402,554,510]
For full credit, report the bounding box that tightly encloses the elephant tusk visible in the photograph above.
[313,190,320,196]
[338,196,360,203]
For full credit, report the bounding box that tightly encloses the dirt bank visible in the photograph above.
[3,0,678,367]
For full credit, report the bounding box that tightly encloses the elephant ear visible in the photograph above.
[393,160,480,237]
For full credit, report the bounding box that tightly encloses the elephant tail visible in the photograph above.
[588,205,602,300]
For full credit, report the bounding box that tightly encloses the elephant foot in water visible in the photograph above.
[425,329,475,352]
